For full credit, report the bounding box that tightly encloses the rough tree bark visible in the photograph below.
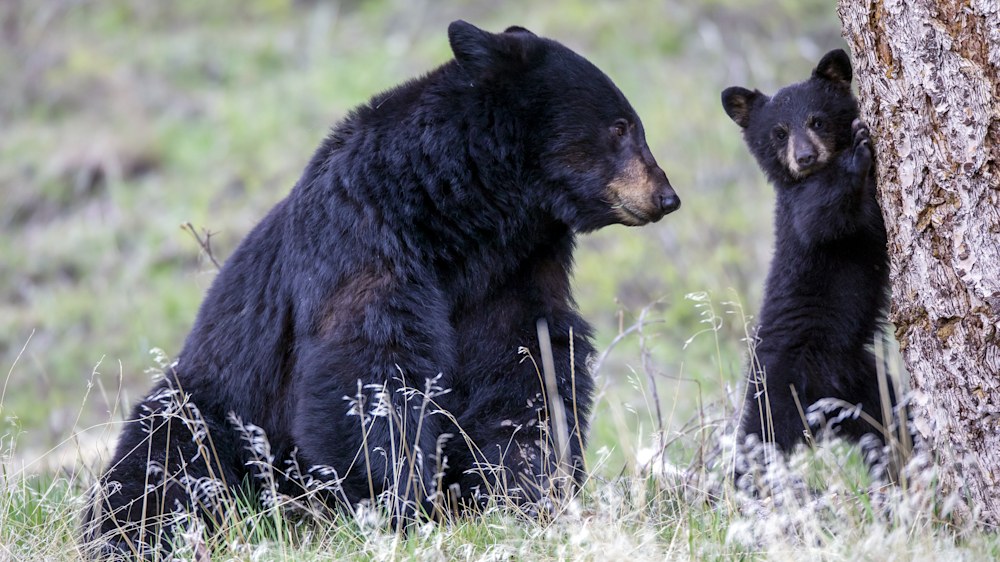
[838,0,1000,527]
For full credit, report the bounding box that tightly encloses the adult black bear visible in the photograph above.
[84,21,680,556]
[721,50,896,459]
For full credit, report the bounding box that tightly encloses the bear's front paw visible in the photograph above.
[851,118,873,176]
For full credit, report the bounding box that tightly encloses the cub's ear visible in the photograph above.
[813,49,853,86]
[721,87,766,129]
[448,20,533,79]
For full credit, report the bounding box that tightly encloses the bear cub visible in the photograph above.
[83,20,680,557]
[721,49,900,463]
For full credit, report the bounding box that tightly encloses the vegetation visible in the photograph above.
[1,0,994,559]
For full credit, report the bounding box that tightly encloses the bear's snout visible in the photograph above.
[609,156,680,226]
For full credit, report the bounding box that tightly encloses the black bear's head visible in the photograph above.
[721,49,859,183]
[448,20,680,232]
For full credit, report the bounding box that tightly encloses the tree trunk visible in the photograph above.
[838,0,1000,527]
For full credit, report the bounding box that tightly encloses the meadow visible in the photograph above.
[1,0,996,559]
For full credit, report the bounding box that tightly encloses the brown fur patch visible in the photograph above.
[316,268,393,337]
[608,156,658,225]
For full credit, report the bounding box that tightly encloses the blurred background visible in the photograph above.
[0,0,846,471]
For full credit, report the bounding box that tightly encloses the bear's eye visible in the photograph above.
[811,118,825,130]
[611,120,628,138]
[773,128,788,141]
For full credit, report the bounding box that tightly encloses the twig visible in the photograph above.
[181,222,222,270]
[590,317,667,378]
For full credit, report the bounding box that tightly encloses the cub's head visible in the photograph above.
[721,49,859,183]
[448,20,680,232]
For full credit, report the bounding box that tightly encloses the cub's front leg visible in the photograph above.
[791,119,879,245]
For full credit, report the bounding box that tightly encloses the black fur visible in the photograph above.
[721,49,895,454]
[83,20,679,556]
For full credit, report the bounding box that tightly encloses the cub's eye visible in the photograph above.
[611,120,628,138]
[773,128,788,141]
[811,118,825,130]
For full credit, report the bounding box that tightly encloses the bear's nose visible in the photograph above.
[796,151,816,167]
[659,186,681,214]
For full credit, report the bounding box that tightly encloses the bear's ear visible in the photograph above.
[813,49,853,86]
[448,20,534,80]
[503,25,536,36]
[448,20,501,77]
[721,87,766,129]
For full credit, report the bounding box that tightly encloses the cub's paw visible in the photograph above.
[851,118,873,176]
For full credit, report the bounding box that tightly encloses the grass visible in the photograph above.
[2,0,997,560]
[3,327,997,560]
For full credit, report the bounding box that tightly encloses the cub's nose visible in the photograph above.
[796,151,816,167]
